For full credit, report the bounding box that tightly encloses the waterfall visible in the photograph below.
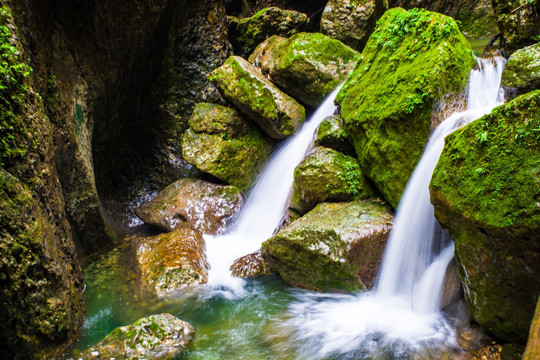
[274,56,506,358]
[204,86,342,296]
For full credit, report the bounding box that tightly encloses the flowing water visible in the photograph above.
[70,57,505,359]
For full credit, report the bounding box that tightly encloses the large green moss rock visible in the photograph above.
[81,314,194,359]
[336,8,476,208]
[290,146,375,214]
[250,33,361,107]
[523,297,540,360]
[430,91,540,343]
[228,7,308,58]
[130,228,209,298]
[502,42,540,97]
[314,115,356,156]
[188,102,250,138]
[209,56,305,139]
[136,178,244,235]
[261,201,393,292]
[320,0,389,52]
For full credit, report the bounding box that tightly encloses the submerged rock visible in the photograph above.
[337,8,476,208]
[314,115,356,156]
[130,228,209,298]
[250,32,361,107]
[228,7,308,58]
[320,0,388,52]
[136,178,244,235]
[209,55,305,139]
[502,42,540,98]
[262,201,393,292]
[523,298,540,360]
[290,147,375,214]
[430,91,540,343]
[230,250,272,278]
[81,313,194,359]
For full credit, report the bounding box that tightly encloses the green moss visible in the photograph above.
[0,5,33,166]
[336,8,476,208]
[501,42,540,95]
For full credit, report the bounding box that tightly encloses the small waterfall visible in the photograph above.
[204,86,342,296]
[275,56,506,358]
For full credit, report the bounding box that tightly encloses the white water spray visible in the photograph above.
[275,56,506,358]
[204,86,342,296]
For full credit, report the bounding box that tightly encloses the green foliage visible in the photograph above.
[0,5,32,166]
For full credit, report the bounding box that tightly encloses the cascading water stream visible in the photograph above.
[272,56,506,359]
[203,86,342,296]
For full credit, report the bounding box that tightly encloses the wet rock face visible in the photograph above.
[209,55,305,139]
[502,42,540,98]
[250,32,361,107]
[228,7,308,58]
[136,178,245,235]
[262,201,393,292]
[130,228,209,298]
[81,314,194,360]
[230,250,272,278]
[336,8,476,208]
[430,91,540,343]
[320,0,389,52]
[290,147,375,215]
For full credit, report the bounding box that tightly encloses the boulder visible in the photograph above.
[250,32,361,107]
[188,102,250,138]
[209,55,305,139]
[336,8,476,208]
[290,146,375,214]
[81,314,194,360]
[228,7,308,58]
[130,228,209,298]
[502,42,540,98]
[523,297,540,360]
[314,115,356,156]
[261,201,393,292]
[136,178,244,235]
[430,91,540,343]
[182,129,270,191]
[491,0,540,53]
[320,0,388,52]
[230,250,272,278]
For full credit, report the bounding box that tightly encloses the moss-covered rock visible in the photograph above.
[228,7,308,58]
[130,228,209,298]
[290,146,375,214]
[502,42,540,97]
[491,0,540,53]
[230,250,272,278]
[523,297,540,360]
[181,128,270,191]
[209,55,305,139]
[261,201,393,292]
[320,0,389,52]
[136,178,244,235]
[81,313,194,360]
[430,91,540,343]
[337,8,476,208]
[250,32,361,107]
[314,115,356,156]
[189,102,250,138]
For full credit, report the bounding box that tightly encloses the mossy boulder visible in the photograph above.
[230,250,272,278]
[250,33,361,107]
[320,0,389,52]
[81,314,194,360]
[261,201,393,292]
[290,146,375,214]
[430,91,540,343]
[130,228,209,298]
[228,7,308,58]
[188,102,250,138]
[136,178,244,235]
[523,297,540,360]
[502,42,540,97]
[314,115,356,156]
[336,8,476,208]
[209,56,305,139]
[491,0,540,53]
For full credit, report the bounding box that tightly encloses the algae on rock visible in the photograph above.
[337,8,476,208]
[430,90,540,343]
